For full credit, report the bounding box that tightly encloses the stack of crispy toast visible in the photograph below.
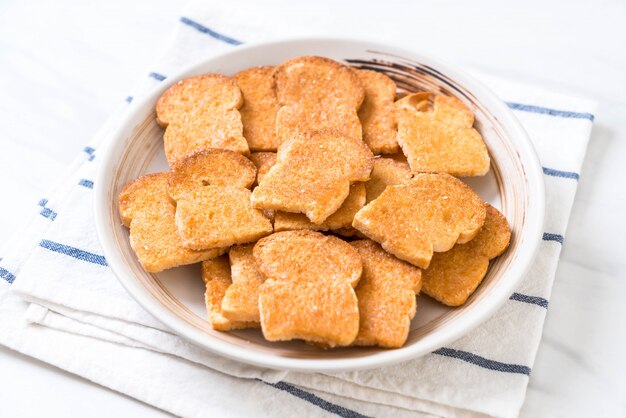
[118,56,510,349]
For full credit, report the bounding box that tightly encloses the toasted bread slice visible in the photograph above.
[248,152,277,187]
[156,74,249,166]
[234,66,282,151]
[221,244,265,322]
[118,173,225,272]
[395,93,489,176]
[274,56,365,142]
[254,230,361,346]
[202,256,258,331]
[353,173,486,269]
[365,157,412,203]
[168,150,272,250]
[273,182,365,233]
[356,69,398,154]
[422,204,510,306]
[351,240,421,348]
[251,129,373,224]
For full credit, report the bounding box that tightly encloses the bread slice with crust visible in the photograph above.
[118,173,225,272]
[251,129,373,224]
[351,239,422,348]
[156,74,249,166]
[168,149,272,250]
[221,244,265,322]
[364,157,412,203]
[395,93,489,176]
[353,172,486,269]
[254,230,361,347]
[248,152,277,187]
[422,204,510,306]
[356,69,398,154]
[202,256,258,331]
[234,66,282,151]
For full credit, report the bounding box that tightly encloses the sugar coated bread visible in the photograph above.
[353,172,486,269]
[395,93,489,176]
[168,150,272,250]
[118,173,225,272]
[274,56,365,142]
[273,182,365,233]
[202,256,258,331]
[156,74,249,166]
[248,152,277,187]
[251,129,373,224]
[365,157,412,203]
[254,230,361,346]
[351,240,421,348]
[221,244,265,322]
[234,66,282,151]
[422,204,510,306]
[356,69,398,154]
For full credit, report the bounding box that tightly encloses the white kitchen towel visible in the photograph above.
[0,2,596,417]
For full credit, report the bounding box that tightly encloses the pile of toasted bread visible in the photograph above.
[118,56,510,349]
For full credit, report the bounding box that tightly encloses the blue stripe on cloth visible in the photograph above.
[40,207,57,221]
[125,96,133,103]
[38,198,48,207]
[506,102,594,121]
[39,239,107,266]
[78,179,94,189]
[83,146,95,161]
[510,292,549,308]
[148,72,167,81]
[263,381,371,418]
[0,267,16,284]
[542,166,580,181]
[433,347,531,375]
[543,232,564,244]
[179,16,243,45]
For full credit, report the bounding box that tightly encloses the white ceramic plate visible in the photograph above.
[94,38,545,372]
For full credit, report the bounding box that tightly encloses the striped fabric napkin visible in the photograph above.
[0,2,596,417]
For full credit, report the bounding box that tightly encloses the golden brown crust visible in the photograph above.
[422,204,510,306]
[251,129,373,224]
[156,74,249,166]
[395,93,489,176]
[234,66,282,151]
[168,151,272,250]
[118,173,225,272]
[351,240,421,348]
[353,173,486,269]
[364,157,412,203]
[254,230,362,346]
[248,152,277,187]
[273,182,365,232]
[202,256,259,330]
[221,244,265,322]
[356,70,398,154]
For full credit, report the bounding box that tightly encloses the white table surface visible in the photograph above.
[1,0,625,416]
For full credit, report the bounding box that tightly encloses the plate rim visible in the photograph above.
[94,36,545,372]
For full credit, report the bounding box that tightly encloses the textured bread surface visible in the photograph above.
[156,74,249,166]
[365,157,412,203]
[395,93,489,176]
[254,230,362,346]
[356,70,398,154]
[235,66,282,151]
[248,152,277,187]
[118,173,224,272]
[251,129,373,224]
[202,256,258,330]
[169,150,272,250]
[273,182,365,233]
[422,204,510,306]
[351,240,422,348]
[353,172,486,269]
[221,244,265,322]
